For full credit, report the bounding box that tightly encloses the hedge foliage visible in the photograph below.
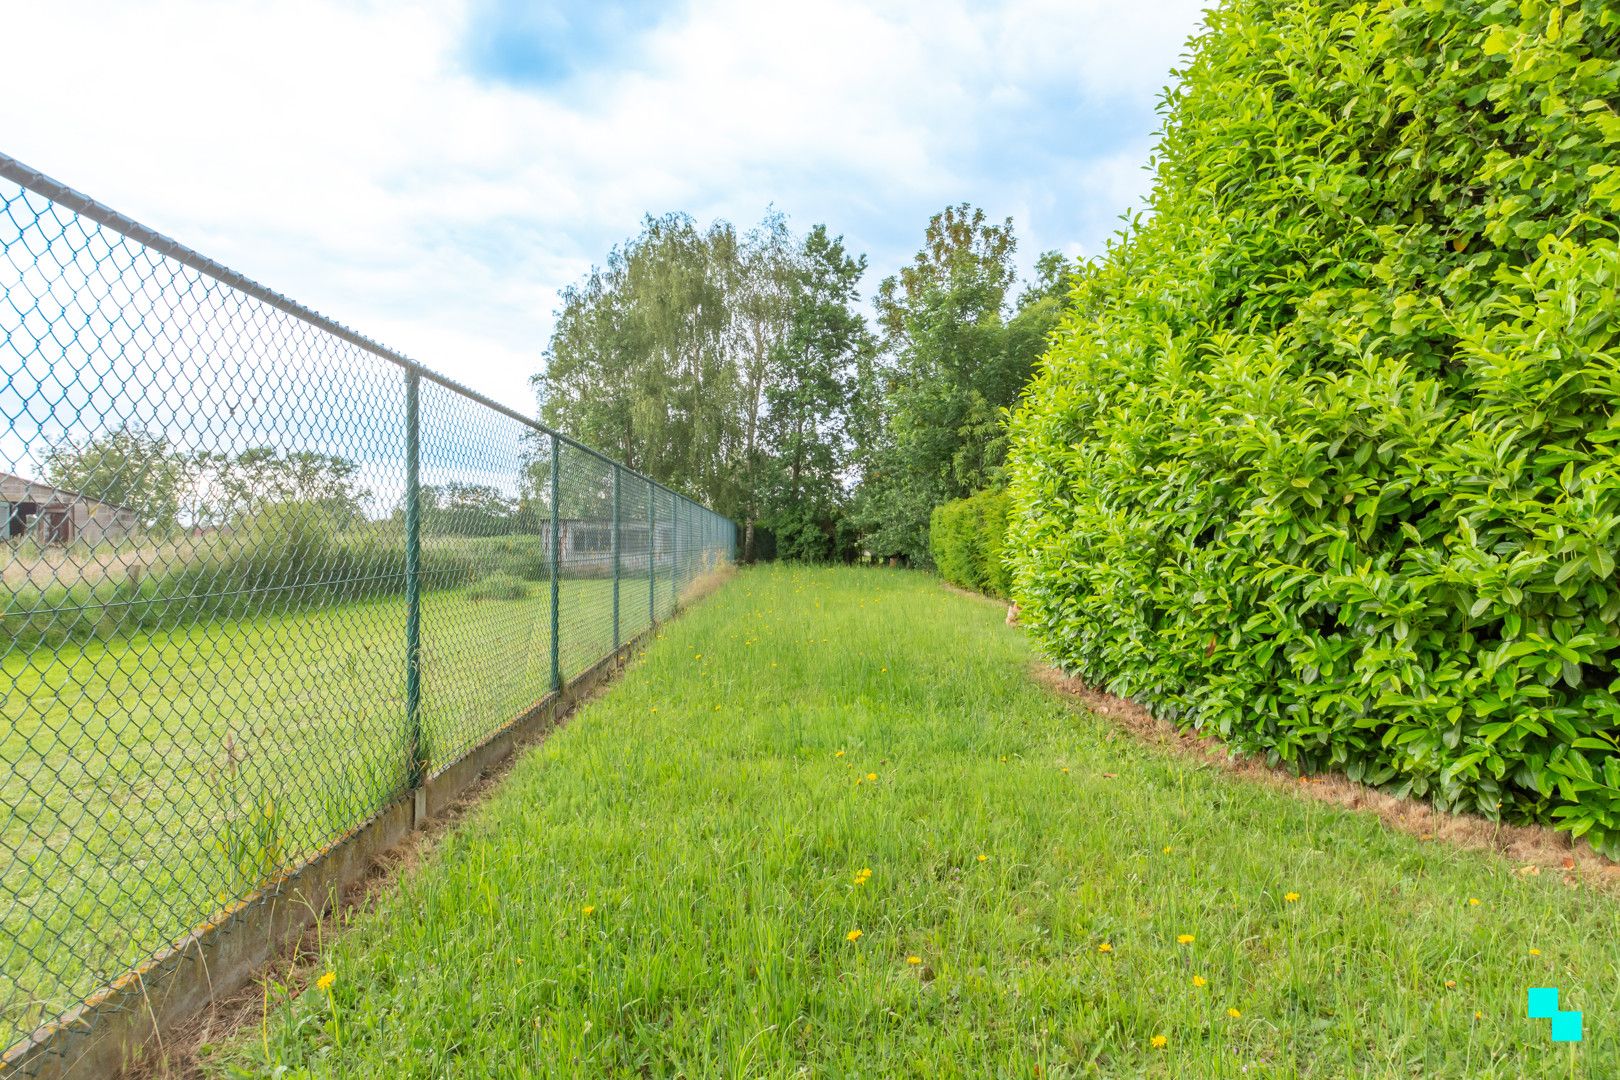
[1007,0,1620,854]
[930,489,1012,597]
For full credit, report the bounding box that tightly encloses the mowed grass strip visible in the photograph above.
[213,566,1619,1078]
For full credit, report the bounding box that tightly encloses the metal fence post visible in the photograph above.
[648,487,656,624]
[404,369,423,790]
[549,434,562,692]
[611,464,621,650]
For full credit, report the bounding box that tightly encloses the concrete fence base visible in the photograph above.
[5,634,651,1080]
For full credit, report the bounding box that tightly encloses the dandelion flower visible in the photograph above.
[316,971,335,991]
[977,854,989,863]
[1061,767,1070,774]
[1529,948,1541,956]
[906,956,922,965]
[582,905,596,915]
[835,750,845,758]
[1444,980,1457,989]
[1150,1035,1168,1049]
[1227,1008,1242,1019]
[1474,1011,1483,1020]
[1192,975,1207,988]
[867,772,878,781]
[1163,846,1173,854]
[1468,898,1481,907]
[1097,942,1113,954]
[1284,892,1300,903]
[846,929,863,943]
[1177,934,1195,945]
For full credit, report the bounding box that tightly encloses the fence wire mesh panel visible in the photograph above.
[0,157,735,1060]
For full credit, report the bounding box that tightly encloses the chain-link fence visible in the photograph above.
[0,153,735,1059]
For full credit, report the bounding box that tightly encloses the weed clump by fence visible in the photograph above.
[0,153,734,1060]
[1007,1,1620,855]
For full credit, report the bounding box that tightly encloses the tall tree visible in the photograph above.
[761,225,870,561]
[536,212,869,561]
[730,213,798,559]
[854,206,1067,564]
[536,213,743,515]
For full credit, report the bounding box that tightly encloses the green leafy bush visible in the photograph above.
[931,489,1012,598]
[1007,0,1620,854]
[0,512,492,649]
[466,571,531,602]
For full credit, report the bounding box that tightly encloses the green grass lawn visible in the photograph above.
[205,565,1619,1078]
[1,574,663,1048]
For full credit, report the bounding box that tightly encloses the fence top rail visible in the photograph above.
[0,151,705,512]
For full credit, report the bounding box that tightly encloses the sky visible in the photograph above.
[0,0,1209,414]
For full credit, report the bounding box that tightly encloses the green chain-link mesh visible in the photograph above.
[0,157,734,1059]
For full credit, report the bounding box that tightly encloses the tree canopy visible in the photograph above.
[853,206,1067,563]
[535,212,872,560]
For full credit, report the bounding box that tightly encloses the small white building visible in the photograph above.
[0,471,140,545]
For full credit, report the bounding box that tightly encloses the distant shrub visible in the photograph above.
[1007,0,1620,855]
[466,572,530,602]
[930,490,1010,598]
[0,506,502,650]
[767,505,839,564]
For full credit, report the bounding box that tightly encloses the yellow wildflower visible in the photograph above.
[1192,975,1207,988]
[906,955,922,965]
[1284,892,1300,903]
[977,854,989,863]
[1177,934,1195,945]
[867,772,877,781]
[1529,948,1541,956]
[1097,942,1113,954]
[1150,1035,1168,1049]
[316,971,335,991]
[1468,898,1481,907]
[835,750,845,757]
[846,929,863,943]
[1227,1008,1242,1019]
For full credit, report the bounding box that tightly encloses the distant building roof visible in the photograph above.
[0,471,139,514]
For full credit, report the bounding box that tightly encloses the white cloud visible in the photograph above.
[0,0,1205,415]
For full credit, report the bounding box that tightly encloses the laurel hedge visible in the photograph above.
[1006,0,1620,854]
[930,489,1011,598]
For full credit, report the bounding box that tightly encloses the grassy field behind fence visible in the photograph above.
[1,575,659,1047]
[209,566,1620,1078]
